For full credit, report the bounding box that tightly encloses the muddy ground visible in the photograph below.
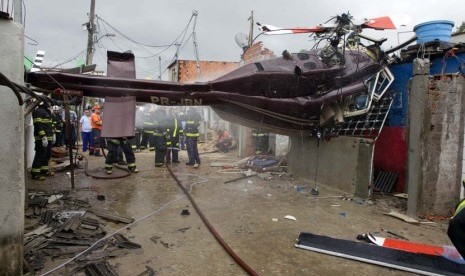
[26,148,453,276]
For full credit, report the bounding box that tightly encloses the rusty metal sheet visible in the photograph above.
[107,51,136,79]
[101,96,136,138]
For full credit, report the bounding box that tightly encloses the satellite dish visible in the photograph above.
[235,33,249,50]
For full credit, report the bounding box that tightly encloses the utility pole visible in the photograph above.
[248,10,254,46]
[192,10,201,81]
[85,0,96,65]
[158,56,162,80]
[174,42,181,82]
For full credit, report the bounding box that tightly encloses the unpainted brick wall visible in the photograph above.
[178,60,239,83]
[242,41,276,64]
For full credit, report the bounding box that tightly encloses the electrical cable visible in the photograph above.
[38,196,185,276]
[39,169,209,276]
[97,14,194,49]
[0,71,24,105]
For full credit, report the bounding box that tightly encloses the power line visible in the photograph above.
[97,14,193,48]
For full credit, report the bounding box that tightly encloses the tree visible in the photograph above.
[455,22,465,34]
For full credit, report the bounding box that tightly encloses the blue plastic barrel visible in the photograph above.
[414,20,455,44]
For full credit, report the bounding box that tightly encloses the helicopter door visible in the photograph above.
[371,67,394,101]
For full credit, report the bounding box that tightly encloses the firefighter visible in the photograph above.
[31,102,55,180]
[104,137,138,174]
[165,108,181,164]
[140,109,155,151]
[185,108,201,168]
[130,106,143,152]
[153,109,168,167]
[448,197,465,259]
[51,105,63,147]
[179,112,187,150]
[252,128,270,155]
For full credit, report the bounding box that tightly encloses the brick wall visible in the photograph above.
[242,41,276,64]
[178,60,239,83]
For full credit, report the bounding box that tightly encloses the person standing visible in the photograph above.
[104,138,138,174]
[165,109,181,164]
[31,103,54,180]
[79,109,94,153]
[51,106,63,147]
[185,108,201,168]
[130,106,143,152]
[448,197,465,259]
[91,105,103,156]
[179,112,187,150]
[61,108,78,150]
[140,109,155,151]
[252,128,270,155]
[153,109,168,167]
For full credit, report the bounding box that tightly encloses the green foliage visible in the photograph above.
[455,22,465,34]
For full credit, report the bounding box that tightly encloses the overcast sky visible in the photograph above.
[23,0,464,79]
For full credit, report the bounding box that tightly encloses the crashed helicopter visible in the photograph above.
[27,13,408,137]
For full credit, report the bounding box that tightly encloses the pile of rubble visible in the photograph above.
[24,191,144,275]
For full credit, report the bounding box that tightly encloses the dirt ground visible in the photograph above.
[25,147,453,276]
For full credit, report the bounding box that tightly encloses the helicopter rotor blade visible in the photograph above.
[361,15,411,30]
[257,22,326,35]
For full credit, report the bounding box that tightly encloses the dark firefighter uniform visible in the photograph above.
[153,110,168,167]
[448,198,465,259]
[51,107,63,147]
[31,105,54,180]
[165,113,181,163]
[140,111,155,151]
[104,138,138,174]
[130,127,141,151]
[252,129,270,155]
[185,109,201,167]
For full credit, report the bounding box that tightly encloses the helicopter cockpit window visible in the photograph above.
[372,68,394,100]
[343,67,394,117]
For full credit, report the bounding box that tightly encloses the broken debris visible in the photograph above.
[384,211,420,224]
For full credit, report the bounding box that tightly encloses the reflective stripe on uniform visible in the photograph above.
[173,119,178,137]
[128,163,136,168]
[31,168,41,173]
[454,199,465,218]
[108,139,120,144]
[186,133,199,137]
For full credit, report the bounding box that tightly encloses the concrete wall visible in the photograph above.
[288,136,374,198]
[0,19,25,275]
[407,59,465,216]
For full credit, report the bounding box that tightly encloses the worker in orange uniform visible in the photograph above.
[90,105,103,156]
